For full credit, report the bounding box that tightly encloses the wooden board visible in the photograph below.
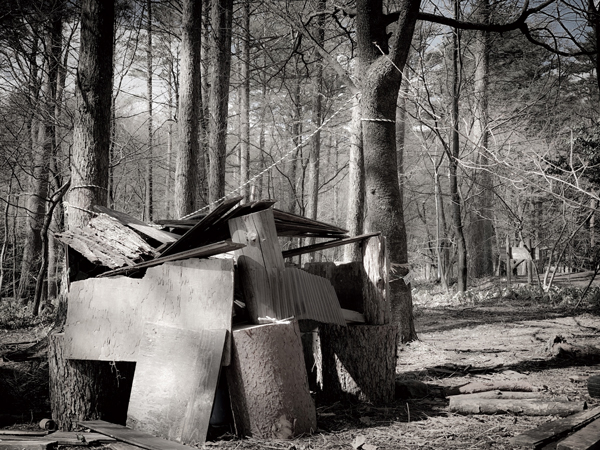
[281,232,379,259]
[63,258,234,361]
[557,418,600,449]
[127,324,226,446]
[160,196,243,256]
[94,206,179,244]
[510,407,600,447]
[0,439,56,450]
[227,320,316,438]
[48,431,116,445]
[228,209,286,322]
[79,421,195,450]
[97,240,244,278]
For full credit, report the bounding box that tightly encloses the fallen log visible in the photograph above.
[445,380,538,396]
[449,398,586,416]
[447,390,545,400]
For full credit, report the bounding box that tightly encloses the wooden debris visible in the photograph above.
[160,196,243,256]
[97,240,244,277]
[445,380,538,396]
[272,208,348,238]
[556,418,600,449]
[94,206,179,244]
[79,420,196,450]
[448,397,586,416]
[226,320,317,438]
[127,324,226,446]
[64,258,234,361]
[281,232,379,259]
[510,407,600,448]
[342,309,366,324]
[47,431,115,445]
[0,439,57,449]
[448,391,545,400]
[55,215,158,268]
[304,261,364,312]
[0,430,49,436]
[229,209,287,322]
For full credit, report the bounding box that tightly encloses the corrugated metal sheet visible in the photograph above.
[280,268,347,326]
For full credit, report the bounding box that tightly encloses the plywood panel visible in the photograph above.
[127,324,226,446]
[63,258,234,361]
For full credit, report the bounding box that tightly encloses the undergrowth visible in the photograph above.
[0,300,54,330]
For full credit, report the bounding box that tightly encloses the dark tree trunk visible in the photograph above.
[144,0,153,221]
[239,0,250,202]
[468,0,494,278]
[208,0,233,206]
[356,0,419,342]
[51,0,117,430]
[175,0,201,217]
[450,0,468,292]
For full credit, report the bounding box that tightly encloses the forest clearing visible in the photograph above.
[2,277,600,449]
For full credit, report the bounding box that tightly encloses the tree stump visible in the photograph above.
[48,333,135,430]
[226,320,316,438]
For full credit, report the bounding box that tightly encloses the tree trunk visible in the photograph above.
[356,0,419,342]
[306,0,325,257]
[468,0,494,278]
[239,0,250,202]
[67,0,114,228]
[343,95,365,262]
[450,0,468,292]
[174,0,201,217]
[208,0,233,206]
[52,0,116,430]
[144,0,153,222]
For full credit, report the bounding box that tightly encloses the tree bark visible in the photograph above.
[208,0,233,206]
[468,0,495,278]
[175,0,201,217]
[239,0,251,202]
[67,0,114,228]
[356,0,419,342]
[144,0,153,222]
[450,0,468,292]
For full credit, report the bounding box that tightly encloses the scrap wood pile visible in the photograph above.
[44,196,399,448]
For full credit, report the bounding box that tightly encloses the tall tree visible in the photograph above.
[208,0,233,206]
[468,0,495,278]
[144,0,153,221]
[174,0,201,217]
[67,0,114,228]
[239,0,250,202]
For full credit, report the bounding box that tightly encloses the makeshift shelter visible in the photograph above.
[51,198,399,447]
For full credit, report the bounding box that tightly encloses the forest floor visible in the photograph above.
[2,273,600,449]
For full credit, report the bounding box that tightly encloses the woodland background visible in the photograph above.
[1,0,599,338]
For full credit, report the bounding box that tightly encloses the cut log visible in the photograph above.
[448,391,546,400]
[317,324,398,405]
[445,380,538,396]
[550,342,600,361]
[556,418,600,450]
[449,397,586,416]
[510,407,600,448]
[126,324,226,446]
[226,320,316,438]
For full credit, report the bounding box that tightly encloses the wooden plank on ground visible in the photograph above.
[510,406,600,448]
[94,206,179,244]
[281,232,379,259]
[79,421,196,450]
[0,439,56,450]
[64,258,234,361]
[97,240,244,277]
[48,431,116,445]
[127,324,226,446]
[160,196,243,256]
[556,418,600,450]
